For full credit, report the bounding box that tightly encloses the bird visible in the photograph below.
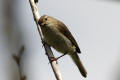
[38,15,87,78]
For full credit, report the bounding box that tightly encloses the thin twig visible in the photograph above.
[13,46,26,80]
[29,0,63,80]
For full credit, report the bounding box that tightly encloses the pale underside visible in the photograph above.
[42,25,76,54]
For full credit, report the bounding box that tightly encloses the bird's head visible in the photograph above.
[38,15,57,28]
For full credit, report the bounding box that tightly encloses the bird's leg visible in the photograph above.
[42,40,45,47]
[42,40,51,48]
[42,40,46,47]
[56,53,67,60]
[49,53,67,63]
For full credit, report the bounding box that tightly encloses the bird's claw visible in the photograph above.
[49,57,58,64]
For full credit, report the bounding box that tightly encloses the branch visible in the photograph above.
[29,0,63,80]
[13,46,26,80]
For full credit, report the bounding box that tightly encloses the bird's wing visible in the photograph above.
[56,20,81,53]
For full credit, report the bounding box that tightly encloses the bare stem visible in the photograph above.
[13,46,26,80]
[29,0,63,80]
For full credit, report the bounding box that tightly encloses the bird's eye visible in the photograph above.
[45,18,47,21]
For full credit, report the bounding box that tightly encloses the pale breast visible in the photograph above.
[42,26,75,54]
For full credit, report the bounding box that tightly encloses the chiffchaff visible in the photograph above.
[38,15,87,77]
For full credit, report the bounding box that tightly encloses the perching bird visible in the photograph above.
[38,15,87,78]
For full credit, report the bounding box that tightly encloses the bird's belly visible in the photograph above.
[43,29,75,54]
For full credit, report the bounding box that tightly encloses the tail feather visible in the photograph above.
[70,53,87,78]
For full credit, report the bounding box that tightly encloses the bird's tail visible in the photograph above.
[70,53,87,78]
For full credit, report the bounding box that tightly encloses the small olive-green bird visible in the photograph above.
[38,15,87,78]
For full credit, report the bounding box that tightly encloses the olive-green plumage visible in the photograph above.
[38,15,87,77]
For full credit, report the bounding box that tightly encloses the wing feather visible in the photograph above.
[55,20,81,53]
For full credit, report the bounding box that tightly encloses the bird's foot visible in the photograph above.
[42,40,45,47]
[49,57,58,64]
[48,53,67,64]
[42,40,50,48]
[49,53,67,63]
